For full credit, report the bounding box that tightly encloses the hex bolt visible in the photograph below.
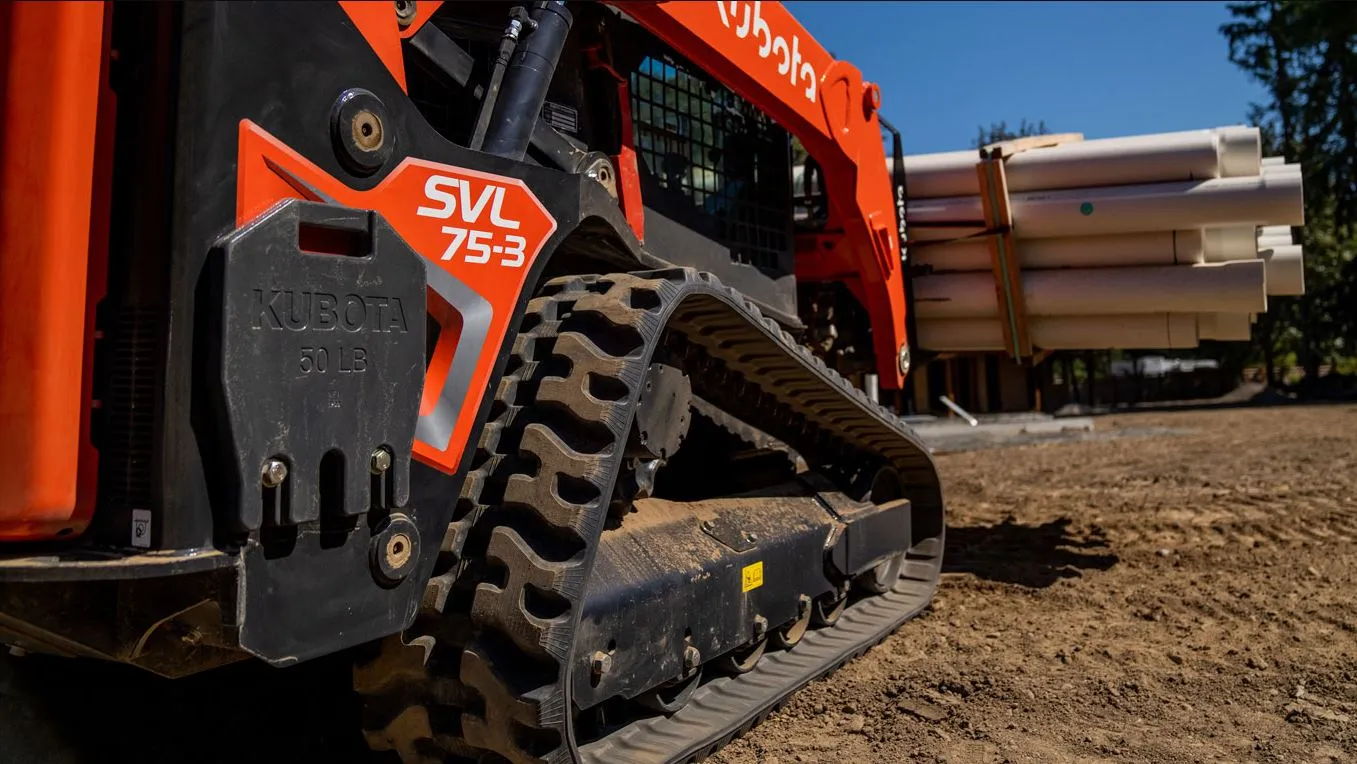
[683,644,701,671]
[261,458,288,488]
[370,447,393,475]
[742,531,758,544]
[700,520,715,533]
[591,650,612,677]
[633,458,660,500]
[394,0,417,26]
[752,615,768,639]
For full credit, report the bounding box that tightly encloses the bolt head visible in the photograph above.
[683,644,701,670]
[753,615,768,638]
[633,458,660,499]
[591,650,612,676]
[261,458,288,488]
[371,447,393,475]
[394,0,417,25]
[898,343,912,375]
[742,531,758,543]
[862,83,882,114]
[700,519,715,532]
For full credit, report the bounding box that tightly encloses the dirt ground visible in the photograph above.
[712,404,1357,764]
[2,404,1354,764]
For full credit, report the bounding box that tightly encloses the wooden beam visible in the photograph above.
[982,132,1086,158]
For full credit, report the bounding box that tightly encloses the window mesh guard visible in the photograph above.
[630,54,792,271]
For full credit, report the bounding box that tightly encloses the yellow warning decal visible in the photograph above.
[741,561,764,593]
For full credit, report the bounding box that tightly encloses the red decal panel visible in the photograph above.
[237,121,557,473]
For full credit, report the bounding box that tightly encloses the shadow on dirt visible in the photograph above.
[1058,381,1357,419]
[0,649,374,764]
[942,517,1118,588]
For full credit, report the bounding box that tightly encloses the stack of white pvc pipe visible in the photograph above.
[885,127,1308,352]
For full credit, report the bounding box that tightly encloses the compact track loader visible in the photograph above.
[0,2,943,761]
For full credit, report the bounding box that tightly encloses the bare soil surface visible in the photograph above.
[3,405,1354,763]
[713,404,1357,764]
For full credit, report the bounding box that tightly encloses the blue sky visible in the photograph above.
[788,1,1269,154]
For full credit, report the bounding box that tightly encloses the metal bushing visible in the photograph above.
[331,88,394,177]
[582,152,618,200]
[369,512,420,587]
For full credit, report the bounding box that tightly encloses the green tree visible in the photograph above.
[1222,0,1357,383]
[971,118,1050,149]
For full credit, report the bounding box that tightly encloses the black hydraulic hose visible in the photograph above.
[470,9,528,151]
[479,1,572,161]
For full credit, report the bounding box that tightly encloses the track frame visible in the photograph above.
[359,268,944,763]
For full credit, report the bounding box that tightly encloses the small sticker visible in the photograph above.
[542,101,580,134]
[131,509,152,549]
[741,561,764,592]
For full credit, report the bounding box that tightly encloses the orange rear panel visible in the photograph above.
[0,1,108,540]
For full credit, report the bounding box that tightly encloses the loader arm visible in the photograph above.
[0,4,945,763]
[607,1,911,388]
[387,1,911,386]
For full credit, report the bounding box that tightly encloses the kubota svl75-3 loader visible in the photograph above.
[0,2,943,761]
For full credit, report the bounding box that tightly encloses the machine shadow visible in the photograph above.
[0,649,372,764]
[941,517,1119,588]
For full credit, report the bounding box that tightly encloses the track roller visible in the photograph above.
[636,668,702,715]
[770,596,813,650]
[714,637,768,675]
[810,589,848,628]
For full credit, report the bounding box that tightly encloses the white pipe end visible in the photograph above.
[1198,312,1252,341]
[1204,226,1260,261]
[1168,313,1200,347]
[1260,245,1305,296]
[1216,126,1263,177]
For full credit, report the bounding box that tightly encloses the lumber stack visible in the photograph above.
[799,126,1307,354]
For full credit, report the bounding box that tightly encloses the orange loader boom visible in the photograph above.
[0,5,943,763]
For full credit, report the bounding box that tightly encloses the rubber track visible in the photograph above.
[365,267,945,764]
[688,395,803,470]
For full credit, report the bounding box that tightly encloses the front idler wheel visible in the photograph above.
[854,550,907,595]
